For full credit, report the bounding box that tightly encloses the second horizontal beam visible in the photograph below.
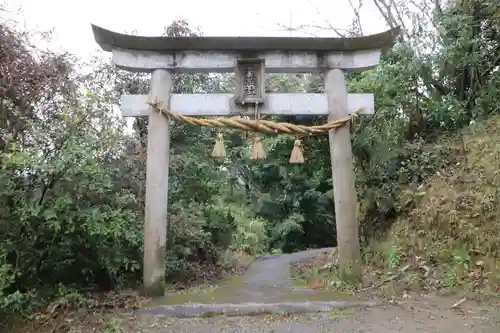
[121,93,375,117]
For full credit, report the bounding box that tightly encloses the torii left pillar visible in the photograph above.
[143,69,172,296]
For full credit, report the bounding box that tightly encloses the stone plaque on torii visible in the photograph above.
[91,24,400,296]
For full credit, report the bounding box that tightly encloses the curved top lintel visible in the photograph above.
[91,24,400,53]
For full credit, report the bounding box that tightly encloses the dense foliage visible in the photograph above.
[1,0,499,317]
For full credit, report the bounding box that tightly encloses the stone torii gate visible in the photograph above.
[91,24,399,296]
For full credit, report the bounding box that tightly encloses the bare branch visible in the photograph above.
[275,23,320,37]
[306,0,348,37]
[372,0,396,28]
[347,0,364,36]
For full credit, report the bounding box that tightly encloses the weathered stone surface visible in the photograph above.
[138,300,379,318]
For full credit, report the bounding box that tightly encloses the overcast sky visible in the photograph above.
[7,0,389,58]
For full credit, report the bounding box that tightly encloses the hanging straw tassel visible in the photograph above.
[212,132,227,158]
[250,102,265,160]
[289,139,305,164]
[251,135,266,160]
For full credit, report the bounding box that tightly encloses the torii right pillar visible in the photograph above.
[325,68,361,281]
